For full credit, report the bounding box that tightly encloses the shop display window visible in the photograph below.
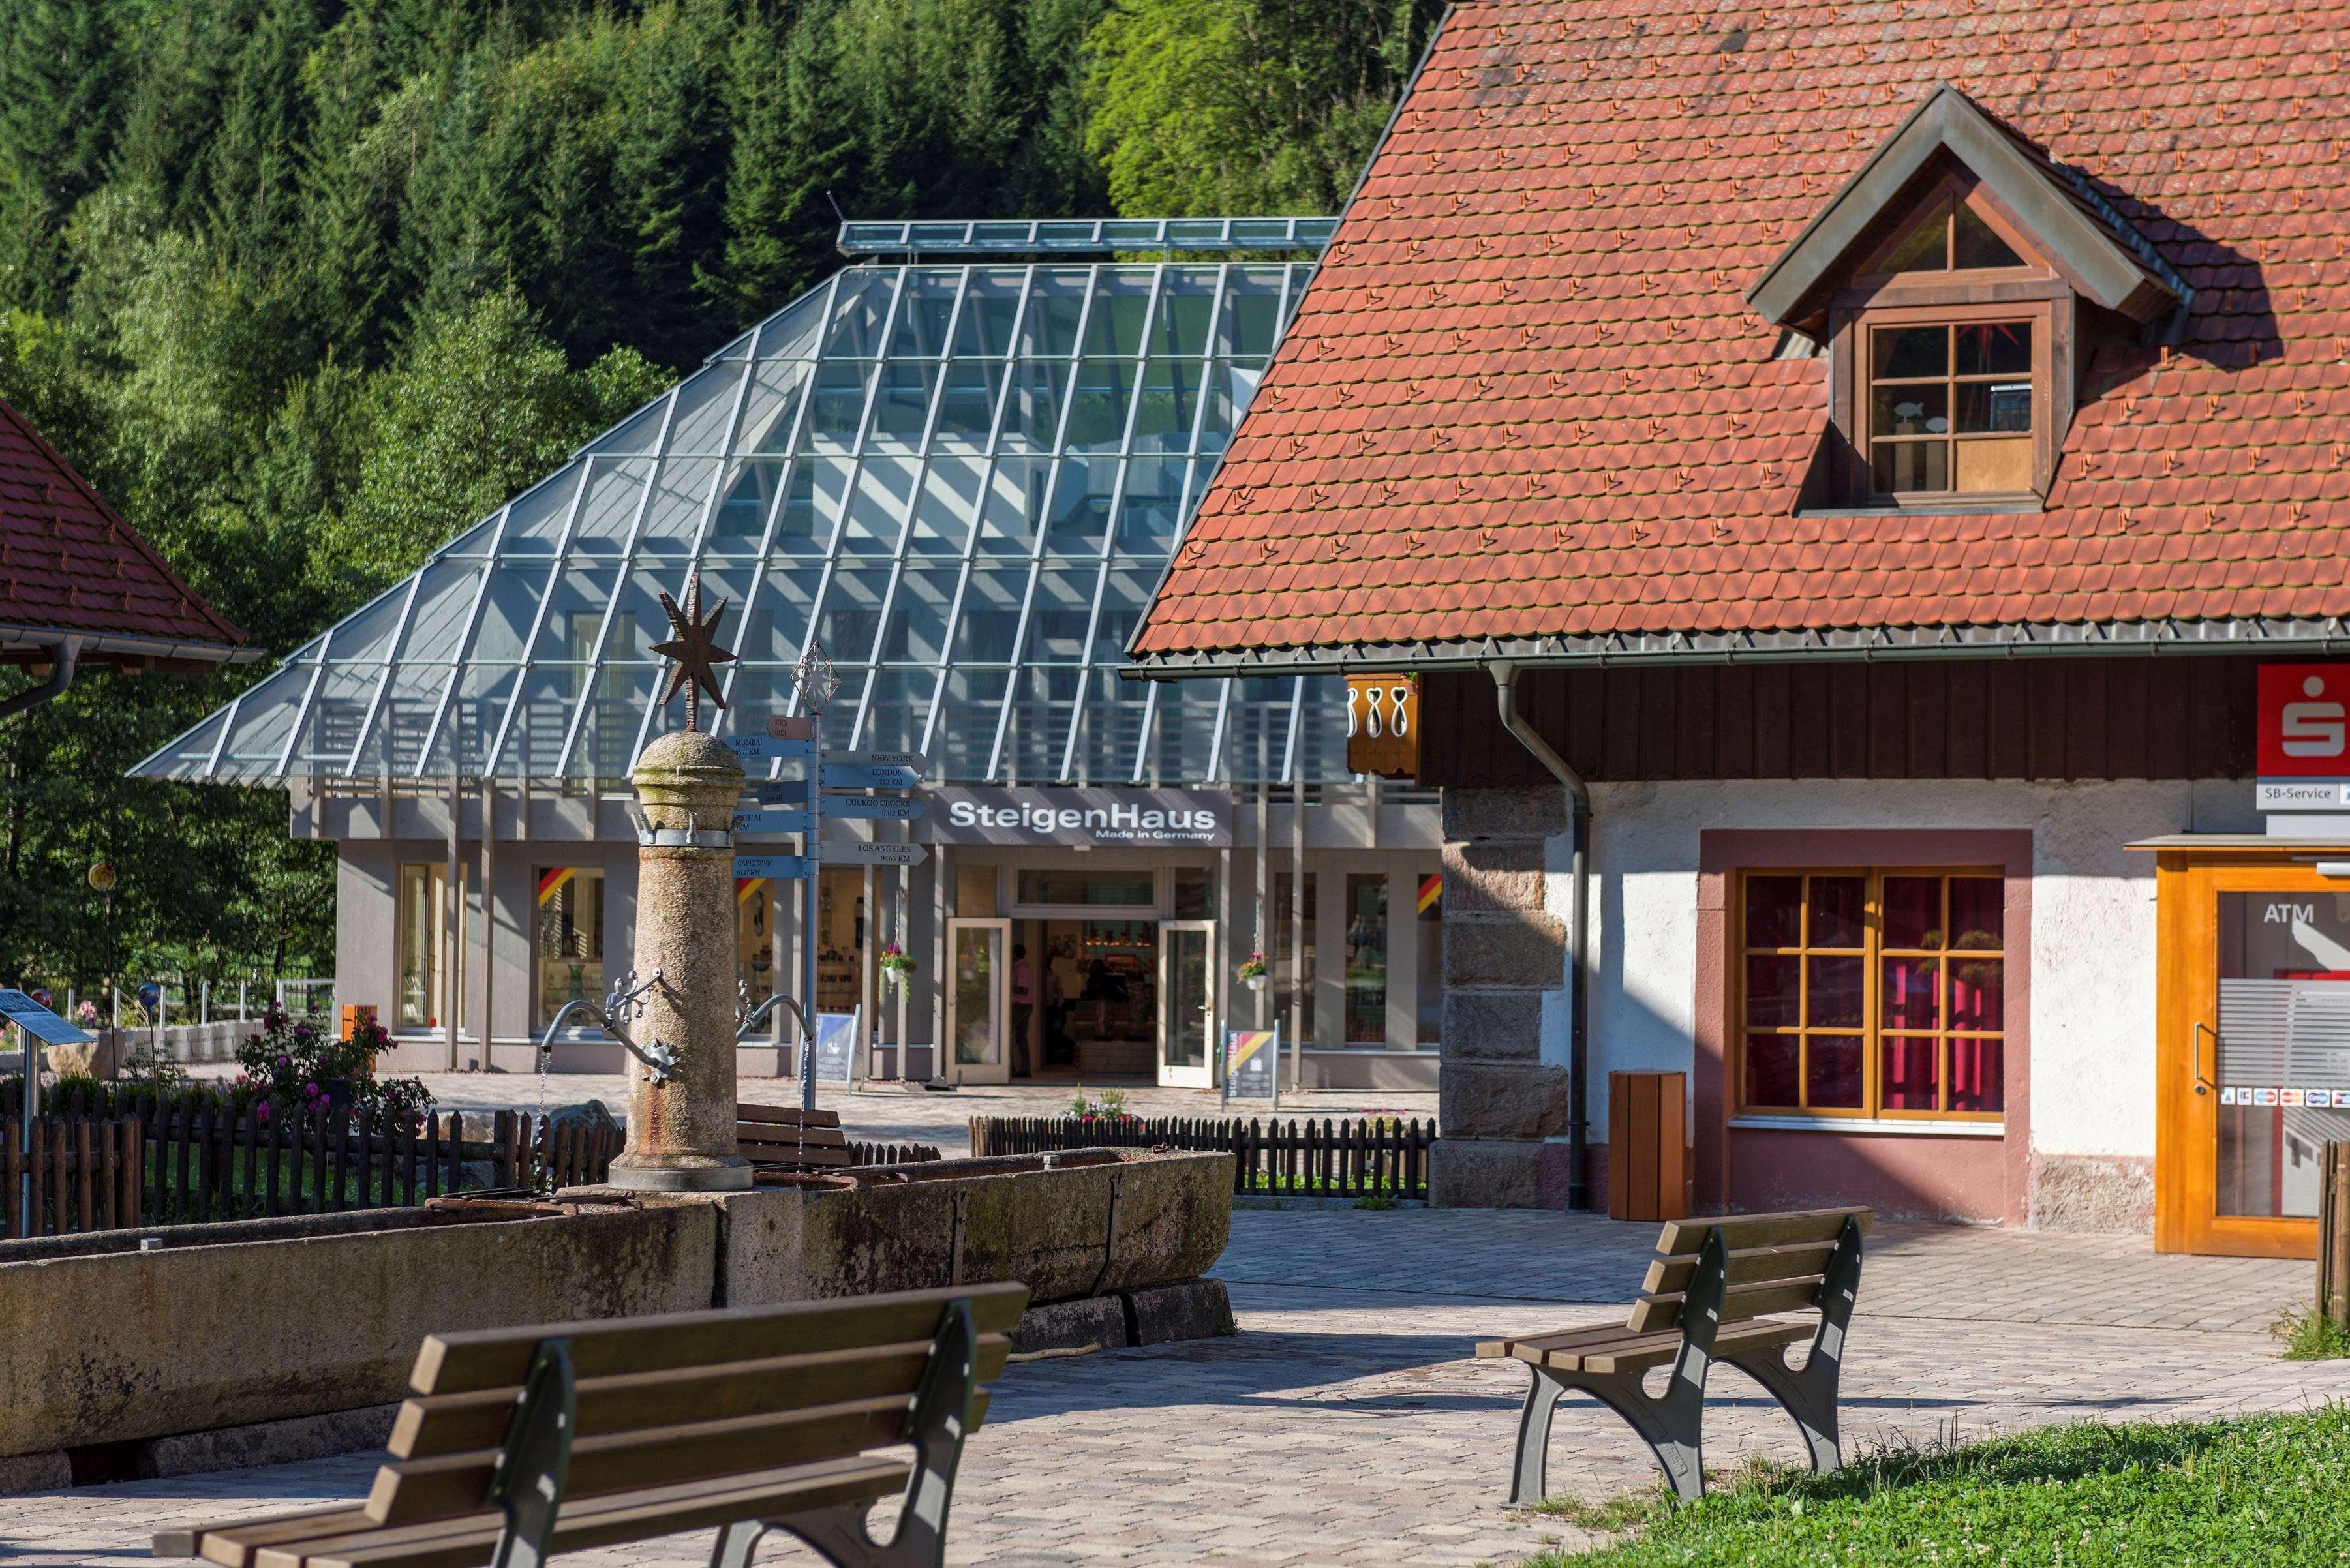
[1344,873,1388,1043]
[1737,868,2005,1121]
[397,863,463,1032]
[1416,870,1442,1046]
[534,867,605,1031]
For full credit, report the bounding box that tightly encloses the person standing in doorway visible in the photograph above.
[1010,943,1035,1078]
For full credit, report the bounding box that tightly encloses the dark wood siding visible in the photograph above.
[1420,654,2274,789]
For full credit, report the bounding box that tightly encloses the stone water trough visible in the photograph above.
[0,1146,1230,1491]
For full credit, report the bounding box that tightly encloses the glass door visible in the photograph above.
[2162,859,2350,1258]
[946,918,1011,1086]
[1159,920,1215,1087]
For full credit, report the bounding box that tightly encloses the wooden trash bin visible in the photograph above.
[1606,1070,1688,1222]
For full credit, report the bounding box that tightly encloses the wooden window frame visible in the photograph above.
[1733,866,2008,1124]
[1823,174,2078,507]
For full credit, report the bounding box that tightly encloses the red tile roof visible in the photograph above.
[0,396,243,656]
[1130,0,2350,663]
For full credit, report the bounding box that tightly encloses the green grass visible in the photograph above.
[1516,1408,2350,1567]
[2274,1304,2350,1360]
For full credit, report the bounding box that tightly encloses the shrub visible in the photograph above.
[231,1003,433,1128]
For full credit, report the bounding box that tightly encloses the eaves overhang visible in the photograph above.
[1123,616,2350,680]
[1745,82,2191,327]
[0,622,258,670]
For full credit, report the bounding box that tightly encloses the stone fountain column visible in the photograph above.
[604,728,753,1192]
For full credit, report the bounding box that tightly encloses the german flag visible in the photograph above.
[1416,873,1442,914]
[536,867,577,907]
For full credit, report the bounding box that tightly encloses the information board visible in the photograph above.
[811,1009,861,1085]
[1225,1028,1279,1104]
[0,989,90,1045]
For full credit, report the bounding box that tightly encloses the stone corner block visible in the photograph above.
[1441,1059,1572,1141]
[1011,1295,1130,1355]
[1444,913,1567,988]
[1441,990,1544,1061]
[1123,1277,1236,1346]
[1442,785,1570,843]
[0,1449,70,1497]
[1428,1139,1553,1209]
[1441,839,1548,913]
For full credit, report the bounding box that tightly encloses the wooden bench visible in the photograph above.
[153,1281,1029,1568]
[1477,1206,1870,1503]
[736,1102,855,1172]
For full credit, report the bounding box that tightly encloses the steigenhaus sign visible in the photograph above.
[923,787,1232,847]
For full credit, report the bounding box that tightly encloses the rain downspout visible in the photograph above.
[1489,661,1591,1211]
[0,637,81,724]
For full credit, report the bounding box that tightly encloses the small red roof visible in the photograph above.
[1131,0,2350,664]
[0,395,243,659]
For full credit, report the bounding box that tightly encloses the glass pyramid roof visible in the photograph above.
[134,254,1350,788]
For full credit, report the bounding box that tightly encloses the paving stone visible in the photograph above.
[6,1209,2336,1567]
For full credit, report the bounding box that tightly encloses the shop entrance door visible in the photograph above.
[2161,858,2350,1258]
[1159,920,1215,1087]
[945,918,1011,1086]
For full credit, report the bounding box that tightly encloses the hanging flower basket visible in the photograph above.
[1238,951,1268,991]
[879,944,917,988]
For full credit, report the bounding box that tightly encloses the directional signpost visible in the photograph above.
[725,694,928,1109]
[1,988,89,1238]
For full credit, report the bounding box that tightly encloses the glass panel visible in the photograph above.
[1882,1034,1939,1111]
[737,875,773,1014]
[1115,456,1189,554]
[1020,271,1091,358]
[1082,274,1153,356]
[842,459,915,554]
[1026,567,1097,662]
[1808,876,1866,948]
[1880,956,1939,1031]
[1066,359,1135,451]
[1163,926,1210,1070]
[397,864,442,1030]
[1956,380,2033,433]
[1956,321,2032,376]
[934,359,1002,444]
[1745,954,1801,1027]
[1948,956,2002,1032]
[1274,872,1317,1027]
[823,271,898,357]
[1745,875,1804,948]
[1017,870,1155,907]
[977,460,1048,554]
[1949,878,2004,948]
[1881,876,1942,949]
[953,273,1026,357]
[911,457,982,555]
[881,568,958,663]
[870,359,939,443]
[1173,866,1211,918]
[777,459,851,552]
[710,460,784,538]
[1950,1036,2003,1114]
[1341,874,1390,1043]
[953,924,1003,1066]
[803,361,873,446]
[2216,892,2350,1216]
[1807,955,1865,1028]
[1882,198,1950,271]
[1872,382,1949,437]
[1745,1034,1801,1108]
[1953,203,2024,269]
[1872,325,1948,379]
[998,362,1069,452]
[1873,440,1948,493]
[1152,269,1219,357]
[1219,277,1285,355]
[950,568,1028,663]
[1806,1036,1866,1108]
[536,868,605,1031]
[1417,871,1443,1046]
[886,272,962,359]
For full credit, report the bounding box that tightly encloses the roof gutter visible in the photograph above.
[0,622,258,667]
[0,635,80,723]
[1491,660,1591,1213]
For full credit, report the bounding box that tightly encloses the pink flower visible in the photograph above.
[254,1102,271,1124]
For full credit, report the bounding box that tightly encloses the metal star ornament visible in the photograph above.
[652,573,735,732]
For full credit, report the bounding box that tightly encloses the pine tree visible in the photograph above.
[0,0,128,311]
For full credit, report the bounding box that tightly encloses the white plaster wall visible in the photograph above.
[1536,777,2260,1159]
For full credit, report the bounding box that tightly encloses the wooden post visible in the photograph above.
[2320,1141,2350,1329]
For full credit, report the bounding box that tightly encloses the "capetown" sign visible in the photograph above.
[923,786,1232,847]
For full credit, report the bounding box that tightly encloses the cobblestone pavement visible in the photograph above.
[183,1067,1437,1158]
[3,1211,2335,1568]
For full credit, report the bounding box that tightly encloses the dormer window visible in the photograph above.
[1866,316,2039,498]
[1744,83,2192,514]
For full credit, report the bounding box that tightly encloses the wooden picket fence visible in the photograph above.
[3,1106,623,1239]
[968,1113,1438,1201]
